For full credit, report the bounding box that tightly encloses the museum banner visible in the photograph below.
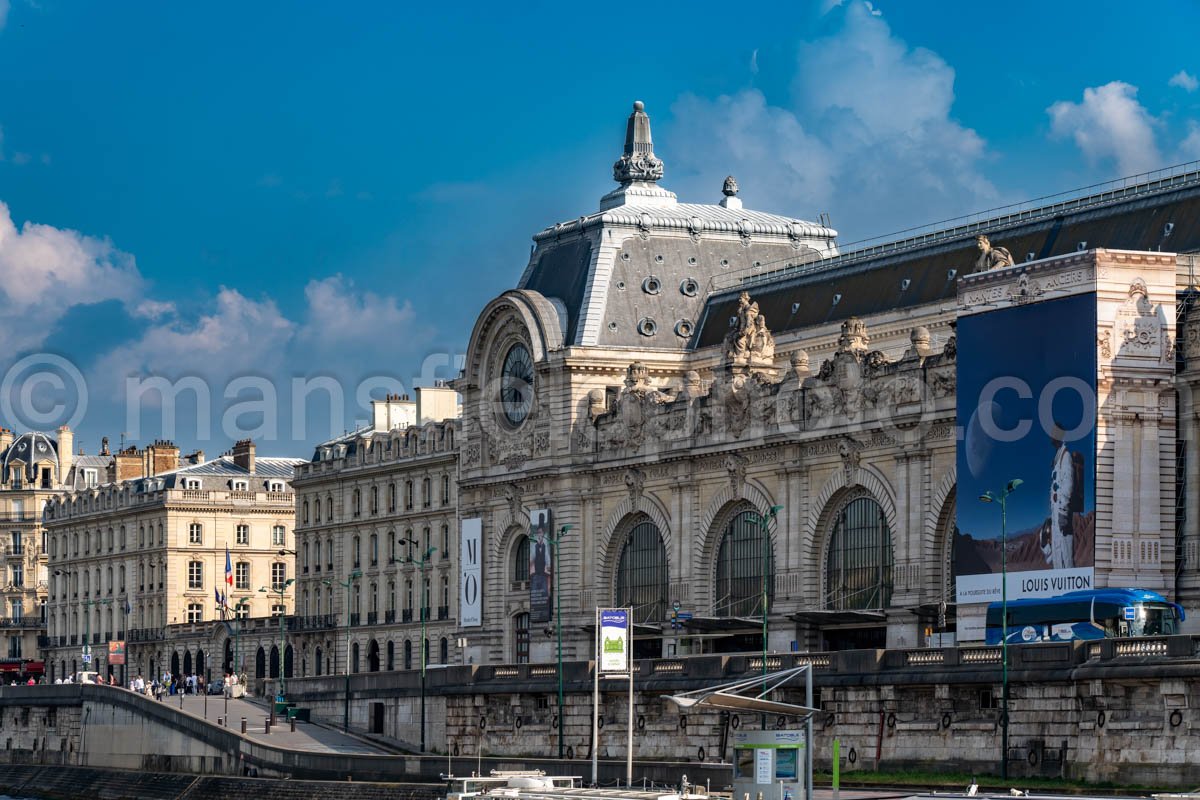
[529,508,553,624]
[460,518,482,627]
[598,608,630,673]
[955,292,1097,605]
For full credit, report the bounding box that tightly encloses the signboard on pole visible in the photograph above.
[599,608,629,673]
[107,640,126,665]
[460,518,482,627]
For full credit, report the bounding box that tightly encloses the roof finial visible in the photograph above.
[613,100,664,185]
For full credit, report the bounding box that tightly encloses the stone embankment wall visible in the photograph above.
[282,635,1200,787]
[0,764,443,800]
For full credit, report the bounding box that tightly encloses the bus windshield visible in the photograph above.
[1130,603,1178,636]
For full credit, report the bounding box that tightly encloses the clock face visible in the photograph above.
[500,343,534,425]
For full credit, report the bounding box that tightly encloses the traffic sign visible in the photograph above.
[82,653,92,665]
[677,612,693,620]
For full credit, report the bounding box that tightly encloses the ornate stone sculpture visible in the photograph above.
[612,101,664,185]
[624,468,645,508]
[838,440,861,488]
[974,234,1014,272]
[722,175,739,197]
[724,291,776,367]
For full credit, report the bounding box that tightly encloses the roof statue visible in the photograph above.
[612,101,664,185]
[975,234,1014,272]
[722,175,739,197]
[723,291,775,367]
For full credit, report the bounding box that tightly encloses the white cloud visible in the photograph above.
[1170,70,1199,93]
[1180,122,1200,161]
[1047,81,1162,177]
[97,288,294,382]
[298,275,418,355]
[0,201,143,351]
[667,2,997,240]
[132,298,177,321]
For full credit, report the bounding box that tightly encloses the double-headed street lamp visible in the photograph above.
[323,568,362,732]
[526,523,571,759]
[400,537,436,753]
[258,577,296,704]
[979,478,1022,781]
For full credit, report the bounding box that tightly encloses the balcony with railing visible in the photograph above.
[437,605,449,621]
[286,614,338,631]
[0,618,45,629]
[385,609,396,624]
[367,612,378,625]
[349,613,361,627]
[402,609,413,623]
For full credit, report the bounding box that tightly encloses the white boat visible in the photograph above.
[444,770,708,800]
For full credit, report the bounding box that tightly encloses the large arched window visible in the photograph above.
[714,508,774,617]
[614,518,668,623]
[825,495,894,610]
[511,536,529,585]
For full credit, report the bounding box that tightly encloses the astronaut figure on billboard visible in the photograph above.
[1043,424,1084,569]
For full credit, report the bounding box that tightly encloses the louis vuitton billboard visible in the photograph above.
[955,292,1097,606]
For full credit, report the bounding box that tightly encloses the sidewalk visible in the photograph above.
[159,691,388,755]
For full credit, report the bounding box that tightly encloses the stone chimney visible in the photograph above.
[146,439,180,475]
[100,436,110,456]
[56,425,73,484]
[371,394,417,432]
[112,445,143,482]
[232,439,256,474]
[185,450,205,465]
[0,428,12,453]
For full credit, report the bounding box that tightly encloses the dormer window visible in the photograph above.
[82,469,98,488]
[267,480,284,492]
[183,478,201,490]
[230,479,249,491]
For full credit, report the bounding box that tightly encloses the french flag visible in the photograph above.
[224,545,233,605]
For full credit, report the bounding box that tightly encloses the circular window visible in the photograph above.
[654,254,664,263]
[607,321,618,332]
[642,276,662,295]
[680,278,699,297]
[687,256,697,265]
[720,259,730,268]
[674,319,694,338]
[616,280,626,290]
[499,343,534,426]
[637,318,658,337]
[620,252,631,261]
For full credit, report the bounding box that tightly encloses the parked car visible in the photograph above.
[74,671,100,684]
[206,678,225,695]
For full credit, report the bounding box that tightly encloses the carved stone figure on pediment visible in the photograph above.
[587,388,607,421]
[724,452,748,495]
[928,367,956,399]
[1182,316,1200,365]
[504,484,523,521]
[838,440,861,487]
[1115,277,1164,358]
[863,350,889,376]
[723,291,776,370]
[837,317,870,354]
[723,374,752,438]
[975,234,1014,272]
[679,370,704,402]
[1009,271,1044,305]
[1097,329,1113,360]
[942,334,957,361]
[816,359,834,382]
[694,403,714,437]
[624,468,645,508]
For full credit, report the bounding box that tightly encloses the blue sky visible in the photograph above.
[1,0,1199,455]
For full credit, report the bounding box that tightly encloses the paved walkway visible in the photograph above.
[156,691,388,755]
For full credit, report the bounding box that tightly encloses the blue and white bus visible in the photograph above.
[985,588,1185,645]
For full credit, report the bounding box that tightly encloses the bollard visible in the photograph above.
[264,718,271,735]
[290,718,296,733]
[240,717,247,734]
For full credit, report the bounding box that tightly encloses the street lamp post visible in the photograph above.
[323,568,362,732]
[750,506,782,727]
[526,524,571,759]
[228,597,251,720]
[400,538,437,753]
[980,478,1023,781]
[259,577,296,706]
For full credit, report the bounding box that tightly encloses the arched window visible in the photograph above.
[352,642,360,673]
[269,645,280,678]
[440,637,449,664]
[315,646,323,676]
[825,495,894,610]
[403,639,412,671]
[714,508,774,617]
[512,537,529,585]
[387,639,395,670]
[614,518,668,623]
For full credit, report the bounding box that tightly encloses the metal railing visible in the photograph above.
[710,158,1200,295]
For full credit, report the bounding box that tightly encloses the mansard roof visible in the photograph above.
[695,165,1200,348]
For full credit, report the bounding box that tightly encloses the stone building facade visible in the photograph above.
[447,102,1200,666]
[0,426,108,670]
[42,439,300,683]
[290,387,460,681]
